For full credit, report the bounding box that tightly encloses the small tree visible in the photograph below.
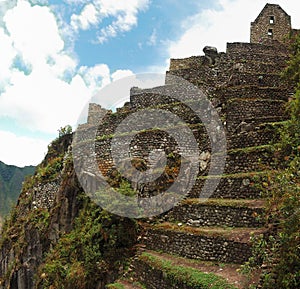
[58,125,72,137]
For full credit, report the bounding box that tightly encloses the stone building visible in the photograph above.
[87,103,107,125]
[250,3,293,44]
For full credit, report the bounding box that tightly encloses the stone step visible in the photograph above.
[217,145,274,175]
[226,117,288,133]
[224,99,287,131]
[140,222,265,264]
[117,97,286,133]
[190,171,269,199]
[111,96,288,130]
[95,118,280,162]
[213,86,292,102]
[133,250,247,289]
[226,72,289,88]
[227,60,286,75]
[227,122,282,149]
[163,199,265,228]
[167,68,290,93]
[226,42,289,56]
[223,98,287,122]
[192,121,281,150]
[227,51,289,65]
[137,148,273,199]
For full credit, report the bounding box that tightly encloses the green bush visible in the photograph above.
[37,194,138,289]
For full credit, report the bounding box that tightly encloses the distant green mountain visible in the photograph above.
[0,161,35,217]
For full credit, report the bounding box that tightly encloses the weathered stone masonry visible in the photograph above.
[250,4,295,44]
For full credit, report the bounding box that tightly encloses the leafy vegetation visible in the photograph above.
[36,194,138,289]
[58,125,72,138]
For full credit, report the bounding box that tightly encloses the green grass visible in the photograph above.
[181,198,265,208]
[144,221,258,241]
[140,252,238,289]
[196,169,272,180]
[226,144,275,155]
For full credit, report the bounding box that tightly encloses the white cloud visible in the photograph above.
[0,130,49,166]
[0,1,92,134]
[0,28,17,83]
[0,0,139,165]
[147,29,157,46]
[168,0,300,58]
[0,0,16,24]
[0,66,91,133]
[71,3,99,31]
[0,0,136,137]
[78,64,111,91]
[4,1,64,66]
[69,0,150,43]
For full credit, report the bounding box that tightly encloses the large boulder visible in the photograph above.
[203,46,219,65]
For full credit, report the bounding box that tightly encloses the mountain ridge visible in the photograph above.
[0,160,35,217]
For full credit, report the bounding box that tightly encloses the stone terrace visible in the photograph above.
[100,38,295,289]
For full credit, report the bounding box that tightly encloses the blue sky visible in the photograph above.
[0,0,299,166]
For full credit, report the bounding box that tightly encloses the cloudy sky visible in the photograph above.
[0,0,299,167]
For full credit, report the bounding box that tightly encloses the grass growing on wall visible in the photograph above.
[140,252,238,289]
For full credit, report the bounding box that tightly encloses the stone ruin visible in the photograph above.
[2,4,299,289]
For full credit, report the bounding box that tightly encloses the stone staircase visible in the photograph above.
[104,42,292,289]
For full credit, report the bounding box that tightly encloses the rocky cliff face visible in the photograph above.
[0,134,138,289]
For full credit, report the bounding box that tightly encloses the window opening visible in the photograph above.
[268,29,273,37]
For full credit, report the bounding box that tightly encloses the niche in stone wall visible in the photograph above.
[268,29,273,37]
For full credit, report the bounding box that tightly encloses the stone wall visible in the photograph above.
[227,52,288,65]
[227,72,288,88]
[87,103,108,125]
[250,4,292,44]
[227,42,289,55]
[213,87,292,102]
[165,202,264,228]
[226,99,286,120]
[74,36,291,201]
[168,42,289,78]
[227,123,280,149]
[142,228,251,264]
[133,258,200,289]
[223,148,273,174]
[189,174,262,199]
[30,180,59,210]
[169,56,206,71]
